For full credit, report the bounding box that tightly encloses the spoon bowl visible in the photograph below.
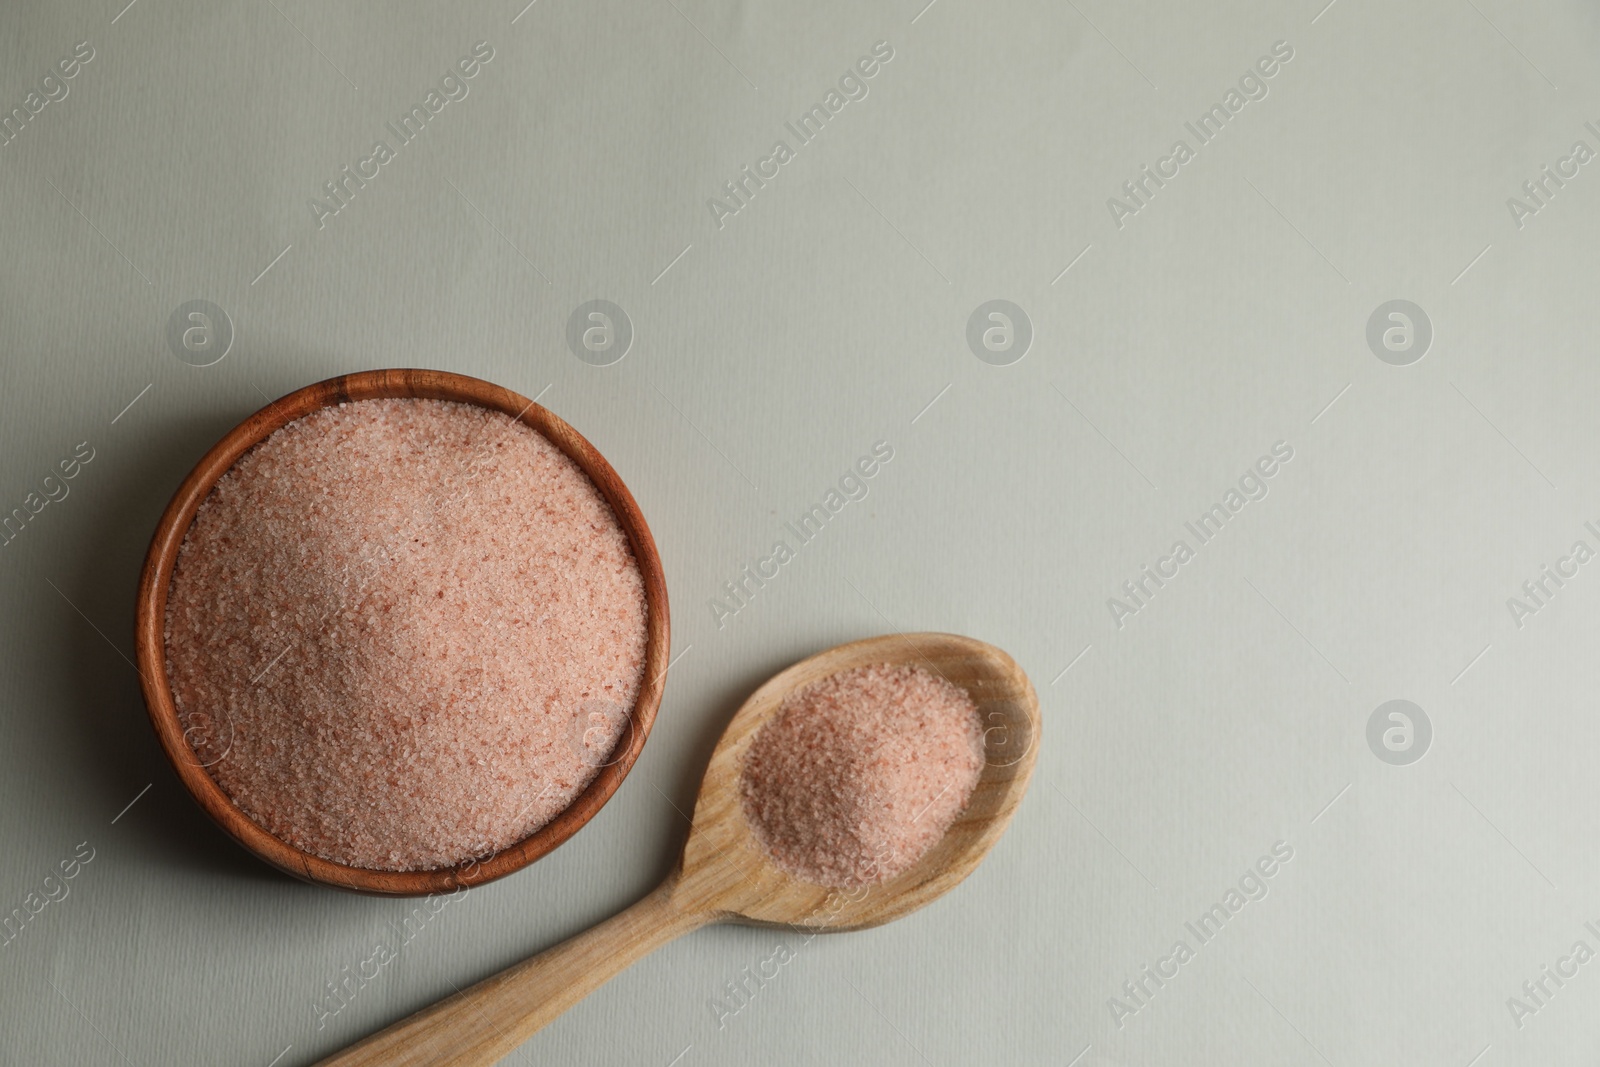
[319,632,1039,1067]
[678,631,1039,932]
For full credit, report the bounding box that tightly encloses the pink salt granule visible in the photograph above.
[739,663,985,888]
[163,397,648,871]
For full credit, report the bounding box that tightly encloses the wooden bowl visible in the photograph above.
[133,369,670,895]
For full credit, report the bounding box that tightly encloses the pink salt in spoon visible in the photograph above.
[316,632,1039,1067]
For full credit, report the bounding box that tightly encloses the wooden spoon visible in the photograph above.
[316,632,1040,1067]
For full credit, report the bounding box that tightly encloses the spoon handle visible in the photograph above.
[314,878,710,1067]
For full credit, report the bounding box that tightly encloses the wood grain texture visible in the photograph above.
[315,632,1039,1065]
[132,369,670,896]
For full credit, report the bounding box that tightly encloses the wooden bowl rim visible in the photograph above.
[133,368,671,896]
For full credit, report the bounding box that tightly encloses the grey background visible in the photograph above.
[1,0,1597,1064]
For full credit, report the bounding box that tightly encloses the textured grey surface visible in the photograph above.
[3,0,1599,1064]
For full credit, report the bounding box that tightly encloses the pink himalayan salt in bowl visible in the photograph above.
[135,370,669,895]
[739,663,985,888]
